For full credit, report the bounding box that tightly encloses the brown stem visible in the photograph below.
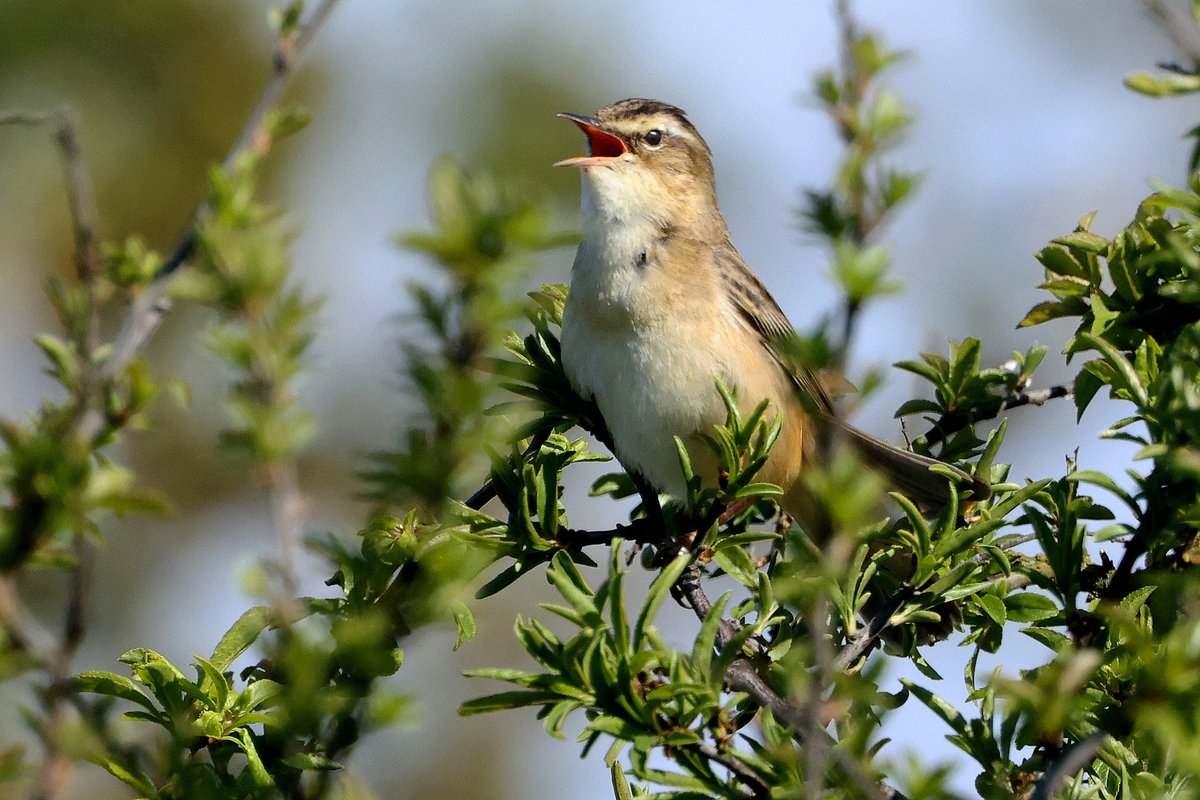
[52,110,102,288]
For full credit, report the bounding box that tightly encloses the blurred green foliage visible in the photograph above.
[0,1,270,245]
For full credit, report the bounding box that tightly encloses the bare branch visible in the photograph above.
[52,110,102,286]
[558,520,658,548]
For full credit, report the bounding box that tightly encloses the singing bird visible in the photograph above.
[555,98,984,520]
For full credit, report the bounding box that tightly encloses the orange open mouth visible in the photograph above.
[555,112,627,167]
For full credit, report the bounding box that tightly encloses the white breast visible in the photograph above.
[561,191,732,498]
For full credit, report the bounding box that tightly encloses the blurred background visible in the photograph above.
[0,1,1195,797]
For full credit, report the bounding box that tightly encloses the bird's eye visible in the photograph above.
[644,129,664,147]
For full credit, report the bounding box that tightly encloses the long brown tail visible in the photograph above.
[834,420,991,510]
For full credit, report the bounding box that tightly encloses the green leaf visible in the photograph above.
[33,333,81,389]
[1125,69,1200,96]
[611,762,634,800]
[475,563,526,599]
[74,671,158,713]
[903,680,967,736]
[238,679,283,713]
[1005,593,1059,623]
[452,600,477,651]
[210,606,273,672]
[1073,368,1104,420]
[264,105,312,142]
[1078,332,1149,407]
[633,553,690,650]
[692,591,732,677]
[608,546,630,656]
[460,690,562,715]
[1119,585,1156,614]
[1053,230,1109,253]
[547,551,600,626]
[281,752,342,771]
[1022,626,1072,653]
[232,728,273,789]
[1018,298,1089,328]
[193,656,230,711]
[1035,244,1088,279]
[93,756,158,796]
[1066,469,1139,515]
[978,594,1007,626]
[731,482,784,499]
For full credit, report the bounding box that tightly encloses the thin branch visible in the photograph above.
[919,384,1072,448]
[804,599,833,800]
[30,538,90,800]
[3,105,109,800]
[1106,525,1148,600]
[100,0,343,390]
[689,741,769,799]
[673,564,759,654]
[557,519,659,548]
[53,110,103,286]
[1,108,104,352]
[1029,732,1106,800]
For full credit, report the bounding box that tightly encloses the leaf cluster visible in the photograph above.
[361,155,576,512]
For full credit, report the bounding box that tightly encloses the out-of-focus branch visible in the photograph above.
[1143,0,1200,67]
[2,107,107,800]
[0,576,57,666]
[0,109,103,349]
[0,109,103,283]
[267,461,308,601]
[101,0,343,393]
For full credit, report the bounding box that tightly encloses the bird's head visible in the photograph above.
[556,98,720,233]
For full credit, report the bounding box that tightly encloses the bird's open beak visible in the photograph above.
[554,112,628,168]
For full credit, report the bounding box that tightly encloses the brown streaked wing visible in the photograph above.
[713,244,834,415]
